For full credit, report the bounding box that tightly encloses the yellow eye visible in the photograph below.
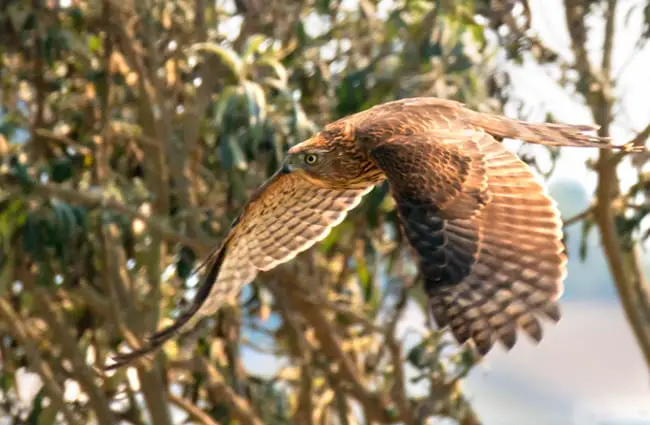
[304,154,318,165]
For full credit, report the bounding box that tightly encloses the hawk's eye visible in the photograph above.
[303,154,319,165]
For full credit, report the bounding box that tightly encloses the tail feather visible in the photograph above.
[104,239,231,371]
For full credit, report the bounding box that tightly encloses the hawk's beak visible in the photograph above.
[278,158,295,175]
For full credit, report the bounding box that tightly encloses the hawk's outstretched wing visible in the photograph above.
[370,129,566,355]
[105,169,372,369]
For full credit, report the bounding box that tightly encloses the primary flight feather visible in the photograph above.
[105,97,636,370]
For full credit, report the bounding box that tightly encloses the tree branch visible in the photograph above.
[168,393,223,425]
[384,288,414,425]
[0,298,83,425]
[0,174,214,255]
[269,282,315,425]
[27,285,116,425]
[170,358,265,425]
[564,0,650,369]
[269,268,395,423]
[563,206,594,227]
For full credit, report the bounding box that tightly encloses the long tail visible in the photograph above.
[466,110,643,151]
[103,238,231,371]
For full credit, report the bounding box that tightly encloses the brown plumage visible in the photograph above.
[105,97,638,370]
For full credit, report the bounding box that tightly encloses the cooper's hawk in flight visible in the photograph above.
[106,97,636,370]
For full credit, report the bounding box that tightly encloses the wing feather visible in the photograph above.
[370,130,566,356]
[428,134,566,355]
[106,169,371,369]
[370,130,491,288]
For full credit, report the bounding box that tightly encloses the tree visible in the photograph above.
[0,1,503,424]
[482,0,650,369]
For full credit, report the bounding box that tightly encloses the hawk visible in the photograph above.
[106,97,634,370]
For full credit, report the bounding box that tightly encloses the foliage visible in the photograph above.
[0,1,502,424]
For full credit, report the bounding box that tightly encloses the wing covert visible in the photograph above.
[427,134,566,355]
[370,130,491,288]
[370,130,566,356]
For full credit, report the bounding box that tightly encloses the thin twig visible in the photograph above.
[270,282,315,425]
[171,358,265,425]
[0,174,214,255]
[27,285,116,425]
[270,268,395,423]
[609,120,650,165]
[168,393,223,425]
[563,206,594,227]
[385,332,412,424]
[0,298,83,425]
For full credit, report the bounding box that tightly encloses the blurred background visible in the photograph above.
[1,0,650,424]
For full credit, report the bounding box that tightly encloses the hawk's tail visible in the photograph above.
[103,239,231,371]
[466,111,642,151]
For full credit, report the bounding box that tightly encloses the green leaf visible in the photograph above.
[363,184,388,229]
[468,23,486,48]
[0,120,19,140]
[295,21,308,46]
[257,57,289,87]
[386,9,407,39]
[242,80,267,127]
[50,157,74,183]
[406,341,428,369]
[177,246,197,279]
[358,256,374,300]
[87,34,102,53]
[219,134,247,171]
[318,222,347,253]
[243,34,268,60]
[68,7,85,31]
[70,206,88,230]
[9,159,34,191]
[214,86,243,131]
[26,388,46,425]
[0,246,12,294]
[335,70,370,118]
[22,214,44,262]
[422,40,443,59]
[7,3,31,32]
[50,199,76,243]
[0,369,14,394]
[447,42,473,73]
[25,386,56,425]
[192,42,245,81]
[316,0,331,14]
[579,217,594,261]
[0,198,26,291]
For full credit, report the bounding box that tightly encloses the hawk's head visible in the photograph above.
[283,122,382,188]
